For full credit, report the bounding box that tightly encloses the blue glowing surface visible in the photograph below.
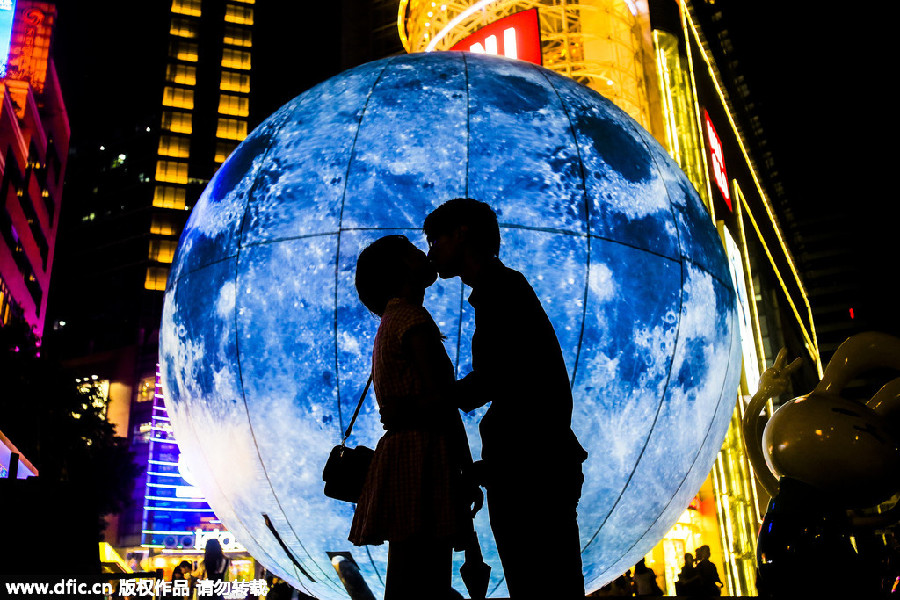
[160,52,740,598]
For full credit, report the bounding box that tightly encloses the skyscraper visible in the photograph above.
[0,0,68,340]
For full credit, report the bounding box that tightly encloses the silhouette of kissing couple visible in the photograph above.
[348,199,588,600]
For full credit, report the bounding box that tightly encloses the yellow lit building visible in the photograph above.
[400,0,821,594]
[150,0,255,291]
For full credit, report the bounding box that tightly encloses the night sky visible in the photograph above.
[720,3,897,337]
[49,1,897,336]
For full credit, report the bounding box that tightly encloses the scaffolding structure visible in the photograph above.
[400,0,658,134]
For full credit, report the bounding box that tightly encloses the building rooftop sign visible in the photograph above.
[704,109,732,211]
[5,1,54,92]
[0,0,15,75]
[448,8,542,66]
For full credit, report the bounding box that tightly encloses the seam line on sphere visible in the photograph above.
[462,51,471,200]
[533,60,592,390]
[456,51,470,374]
[230,225,686,270]
[614,293,740,567]
[681,255,735,293]
[580,123,697,568]
[167,102,324,594]
[579,156,688,555]
[331,56,395,439]
[229,106,342,591]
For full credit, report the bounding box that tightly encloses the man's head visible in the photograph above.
[423,198,500,278]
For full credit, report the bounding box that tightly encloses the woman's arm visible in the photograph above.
[404,322,454,409]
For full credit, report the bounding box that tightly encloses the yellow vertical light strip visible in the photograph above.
[739,187,821,374]
[679,1,714,220]
[711,405,761,596]
[682,2,821,375]
[733,182,768,377]
[652,27,709,206]
[653,31,679,158]
[736,394,766,530]
[712,456,734,595]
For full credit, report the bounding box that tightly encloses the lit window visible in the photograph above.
[216,118,248,141]
[166,63,197,85]
[150,214,179,236]
[220,70,250,93]
[0,283,8,326]
[149,239,178,264]
[158,135,191,158]
[137,376,157,402]
[170,39,199,62]
[221,48,251,70]
[162,86,195,110]
[217,93,249,117]
[145,266,170,291]
[231,0,254,4]
[214,140,238,164]
[224,3,254,25]
[170,17,198,38]
[156,160,188,184]
[161,111,192,134]
[224,25,252,48]
[171,0,201,17]
[153,185,186,210]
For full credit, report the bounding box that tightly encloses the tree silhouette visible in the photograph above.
[0,321,138,534]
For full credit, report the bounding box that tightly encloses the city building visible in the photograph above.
[0,0,68,340]
[400,0,821,594]
[47,0,256,578]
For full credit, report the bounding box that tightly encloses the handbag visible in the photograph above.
[322,372,374,503]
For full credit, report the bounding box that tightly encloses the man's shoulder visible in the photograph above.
[485,260,534,294]
[469,260,541,314]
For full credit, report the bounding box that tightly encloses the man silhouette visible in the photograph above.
[424,198,587,599]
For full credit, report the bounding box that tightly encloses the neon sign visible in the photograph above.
[704,109,731,211]
[448,8,542,66]
[0,0,16,73]
[6,2,54,92]
[142,366,229,550]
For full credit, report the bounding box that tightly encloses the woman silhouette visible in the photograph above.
[349,235,474,599]
[191,539,230,599]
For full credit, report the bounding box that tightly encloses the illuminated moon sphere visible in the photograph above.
[160,52,740,598]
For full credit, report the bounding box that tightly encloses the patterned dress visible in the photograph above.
[349,298,471,548]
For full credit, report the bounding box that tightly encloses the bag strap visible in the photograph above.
[341,371,373,446]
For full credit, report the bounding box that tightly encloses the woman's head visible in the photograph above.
[355,235,436,316]
[204,538,223,566]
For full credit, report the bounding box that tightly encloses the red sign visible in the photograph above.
[6,1,55,93]
[704,109,731,211]
[449,8,542,66]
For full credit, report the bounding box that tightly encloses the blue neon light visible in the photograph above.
[141,366,232,549]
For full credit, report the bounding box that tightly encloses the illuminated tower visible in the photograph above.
[0,0,68,339]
